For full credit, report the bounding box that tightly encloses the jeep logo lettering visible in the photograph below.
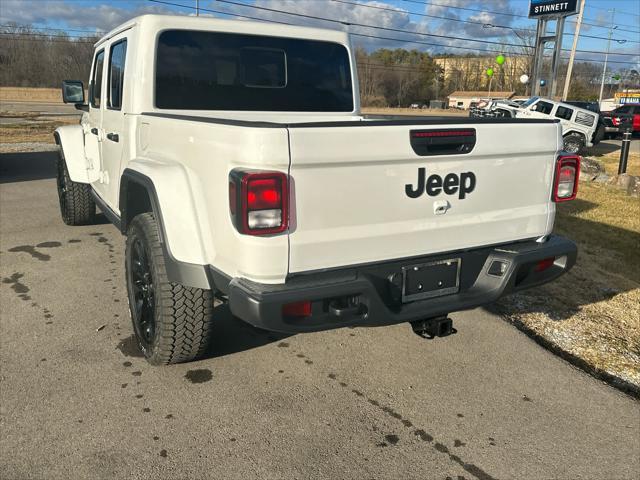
[405,168,476,200]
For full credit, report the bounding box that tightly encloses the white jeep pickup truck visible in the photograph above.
[55,15,579,365]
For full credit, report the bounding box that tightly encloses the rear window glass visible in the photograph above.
[575,111,595,127]
[555,106,573,120]
[155,30,353,111]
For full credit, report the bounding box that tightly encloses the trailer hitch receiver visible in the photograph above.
[410,316,455,339]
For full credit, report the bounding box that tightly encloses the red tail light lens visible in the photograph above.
[553,155,580,202]
[282,301,312,318]
[229,170,288,235]
[247,178,281,210]
[535,257,555,272]
[612,117,620,126]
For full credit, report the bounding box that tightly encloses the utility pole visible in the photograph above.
[562,0,586,101]
[196,0,200,16]
[549,17,566,98]
[598,9,616,106]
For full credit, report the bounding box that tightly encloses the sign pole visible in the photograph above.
[528,0,581,98]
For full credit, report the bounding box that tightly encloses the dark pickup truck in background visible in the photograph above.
[601,104,640,138]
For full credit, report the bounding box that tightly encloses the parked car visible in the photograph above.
[515,97,602,153]
[54,15,578,365]
[565,101,606,143]
[601,104,640,138]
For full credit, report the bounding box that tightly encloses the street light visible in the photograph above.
[483,23,528,43]
[599,9,627,106]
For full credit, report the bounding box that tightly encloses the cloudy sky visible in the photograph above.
[1,0,638,68]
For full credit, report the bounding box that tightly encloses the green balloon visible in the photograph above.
[486,68,494,77]
[613,74,621,80]
[496,55,505,65]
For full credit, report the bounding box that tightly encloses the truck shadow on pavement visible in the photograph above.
[0,150,57,183]
[205,303,291,359]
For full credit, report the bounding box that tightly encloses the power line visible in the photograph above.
[352,32,638,66]
[2,8,634,66]
[0,34,94,44]
[208,0,640,56]
[145,0,640,66]
[0,31,98,39]
[0,24,105,34]
[332,0,639,44]
[401,0,640,34]
[178,0,529,49]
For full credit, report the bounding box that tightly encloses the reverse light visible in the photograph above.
[553,155,580,202]
[229,170,288,235]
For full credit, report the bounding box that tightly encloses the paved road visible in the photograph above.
[0,100,78,115]
[1,151,639,480]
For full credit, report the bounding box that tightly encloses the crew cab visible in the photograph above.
[55,15,578,365]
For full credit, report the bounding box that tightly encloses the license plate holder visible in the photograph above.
[402,258,461,303]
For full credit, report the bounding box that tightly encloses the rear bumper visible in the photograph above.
[228,235,577,334]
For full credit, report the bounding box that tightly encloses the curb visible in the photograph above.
[505,315,640,400]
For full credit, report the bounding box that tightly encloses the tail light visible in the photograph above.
[534,257,555,272]
[612,116,621,126]
[229,170,288,235]
[282,300,312,318]
[553,155,580,202]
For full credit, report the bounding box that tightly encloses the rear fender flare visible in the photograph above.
[54,125,90,184]
[119,163,212,290]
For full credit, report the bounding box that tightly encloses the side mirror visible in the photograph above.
[62,80,85,105]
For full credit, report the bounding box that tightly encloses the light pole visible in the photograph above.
[562,0,586,100]
[196,0,200,16]
[599,9,616,106]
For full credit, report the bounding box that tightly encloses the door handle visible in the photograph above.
[106,133,119,142]
[90,128,98,135]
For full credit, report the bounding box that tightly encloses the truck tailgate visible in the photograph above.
[287,121,560,273]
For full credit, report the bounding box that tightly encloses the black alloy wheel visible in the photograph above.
[129,237,156,348]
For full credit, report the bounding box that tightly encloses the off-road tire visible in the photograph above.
[125,213,214,365]
[56,149,95,225]
[562,133,585,154]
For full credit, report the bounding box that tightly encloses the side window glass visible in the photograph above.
[91,50,105,108]
[535,101,554,115]
[108,40,127,110]
[555,106,573,120]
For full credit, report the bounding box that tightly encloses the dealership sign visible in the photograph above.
[529,0,580,18]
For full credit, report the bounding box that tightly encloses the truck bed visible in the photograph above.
[137,111,561,281]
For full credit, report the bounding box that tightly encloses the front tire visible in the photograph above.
[125,213,214,365]
[563,133,585,154]
[56,149,95,225]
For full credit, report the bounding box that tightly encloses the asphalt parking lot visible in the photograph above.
[1,150,639,480]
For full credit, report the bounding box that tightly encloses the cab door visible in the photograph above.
[84,48,105,184]
[99,35,129,211]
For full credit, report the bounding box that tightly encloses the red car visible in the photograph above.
[602,104,640,137]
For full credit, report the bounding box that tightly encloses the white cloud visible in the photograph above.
[0,0,171,32]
